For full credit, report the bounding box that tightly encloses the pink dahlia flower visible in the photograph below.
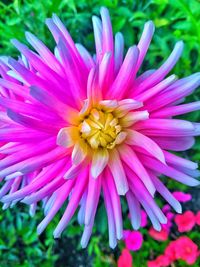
[0,7,199,248]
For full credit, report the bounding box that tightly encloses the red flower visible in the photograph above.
[124,230,143,251]
[175,210,195,232]
[175,236,199,265]
[196,211,200,226]
[164,240,177,262]
[164,236,199,265]
[117,248,133,267]
[148,255,171,267]
[149,227,168,241]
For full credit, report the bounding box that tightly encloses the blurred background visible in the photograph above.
[0,0,199,266]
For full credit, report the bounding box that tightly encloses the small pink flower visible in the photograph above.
[175,236,199,265]
[196,211,200,226]
[141,210,148,227]
[162,211,174,232]
[172,191,192,202]
[166,211,174,221]
[175,210,196,232]
[162,205,171,214]
[124,230,143,251]
[162,223,171,232]
[148,255,171,267]
[149,227,168,241]
[117,248,133,267]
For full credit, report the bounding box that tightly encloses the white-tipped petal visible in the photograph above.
[79,99,90,115]
[72,142,87,166]
[121,110,149,127]
[108,149,129,195]
[81,121,91,134]
[99,99,118,110]
[64,164,83,179]
[90,109,100,120]
[115,132,127,145]
[115,99,143,118]
[56,127,75,148]
[91,149,109,178]
[126,129,166,164]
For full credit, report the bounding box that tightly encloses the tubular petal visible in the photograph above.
[126,129,165,164]
[91,149,109,178]
[53,169,88,238]
[108,149,129,195]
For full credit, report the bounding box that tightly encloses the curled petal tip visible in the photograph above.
[132,223,140,230]
[5,171,23,180]
[53,230,61,239]
[2,204,9,210]
[154,224,162,232]
[1,196,8,203]
[109,241,117,249]
[176,203,182,214]
[175,40,184,53]
[10,38,18,45]
[24,30,30,36]
[37,225,44,235]
[146,20,155,27]
[191,179,200,186]
[52,13,57,19]
[81,243,87,249]
[100,6,109,13]
[118,186,129,196]
[90,170,99,179]
[177,40,184,46]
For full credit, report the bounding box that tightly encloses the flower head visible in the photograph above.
[175,210,196,232]
[123,230,143,251]
[175,236,199,265]
[148,227,168,242]
[164,240,177,263]
[164,236,199,265]
[172,191,192,202]
[117,248,133,267]
[0,7,200,248]
[148,255,171,267]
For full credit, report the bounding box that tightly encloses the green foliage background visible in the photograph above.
[0,0,199,266]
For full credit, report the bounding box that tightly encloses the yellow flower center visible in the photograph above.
[57,99,148,166]
[79,108,124,150]
[56,98,149,178]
